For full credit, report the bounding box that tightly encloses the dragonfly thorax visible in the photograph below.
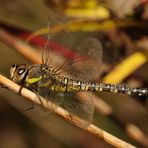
[10,64,61,87]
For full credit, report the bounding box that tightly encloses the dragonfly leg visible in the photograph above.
[36,94,44,107]
[29,88,44,107]
[23,94,45,113]
[18,85,23,95]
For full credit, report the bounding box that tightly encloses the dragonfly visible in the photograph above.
[10,20,148,127]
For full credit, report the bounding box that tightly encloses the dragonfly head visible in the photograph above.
[10,64,29,84]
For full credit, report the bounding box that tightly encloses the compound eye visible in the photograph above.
[18,68,25,75]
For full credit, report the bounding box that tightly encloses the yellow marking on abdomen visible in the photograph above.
[64,78,68,84]
[85,85,89,91]
[50,85,67,92]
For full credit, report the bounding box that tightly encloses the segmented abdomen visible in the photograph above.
[50,77,148,97]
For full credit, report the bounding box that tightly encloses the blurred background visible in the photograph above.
[0,0,148,147]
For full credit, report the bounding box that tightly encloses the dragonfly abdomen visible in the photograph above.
[49,76,148,96]
[72,81,148,96]
[87,83,148,96]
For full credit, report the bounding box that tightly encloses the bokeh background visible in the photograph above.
[0,0,148,147]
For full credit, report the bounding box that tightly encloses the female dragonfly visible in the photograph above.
[10,20,148,127]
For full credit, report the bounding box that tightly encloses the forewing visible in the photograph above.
[42,18,74,67]
[61,37,103,82]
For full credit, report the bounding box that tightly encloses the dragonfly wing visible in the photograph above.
[36,84,94,127]
[34,91,65,114]
[43,18,74,66]
[65,37,103,82]
[61,91,94,128]
[43,19,102,82]
[48,18,73,48]
[40,19,103,125]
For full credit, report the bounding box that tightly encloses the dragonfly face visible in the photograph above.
[10,64,29,84]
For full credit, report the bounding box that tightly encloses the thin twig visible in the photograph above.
[0,74,135,148]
